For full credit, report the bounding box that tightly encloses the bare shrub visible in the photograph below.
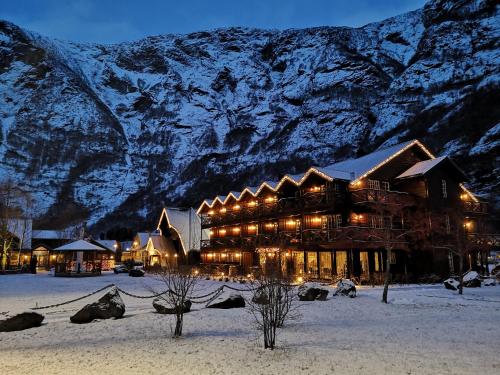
[152,267,198,338]
[247,271,299,350]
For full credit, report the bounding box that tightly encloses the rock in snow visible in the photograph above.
[298,286,329,301]
[207,294,245,309]
[483,278,496,286]
[462,271,481,288]
[0,0,498,231]
[0,311,45,332]
[152,298,192,314]
[443,278,460,291]
[334,279,357,298]
[70,287,125,323]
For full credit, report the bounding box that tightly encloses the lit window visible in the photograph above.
[381,181,390,191]
[441,180,447,198]
[368,179,380,190]
[333,214,342,228]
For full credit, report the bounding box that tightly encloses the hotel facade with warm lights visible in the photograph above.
[197,140,490,282]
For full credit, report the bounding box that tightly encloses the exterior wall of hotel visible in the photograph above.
[198,144,490,280]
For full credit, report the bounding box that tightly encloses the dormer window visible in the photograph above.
[441,179,447,198]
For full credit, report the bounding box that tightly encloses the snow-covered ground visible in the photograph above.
[1,272,499,375]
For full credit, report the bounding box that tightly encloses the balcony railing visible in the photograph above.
[201,191,345,227]
[462,201,488,214]
[202,222,410,251]
[351,188,415,207]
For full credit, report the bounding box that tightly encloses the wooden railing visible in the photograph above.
[202,223,410,250]
[351,188,415,207]
[201,191,345,227]
[462,201,488,214]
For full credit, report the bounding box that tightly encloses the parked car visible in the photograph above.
[129,268,145,277]
[132,262,144,270]
[113,264,129,274]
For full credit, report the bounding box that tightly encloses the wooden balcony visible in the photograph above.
[351,189,415,207]
[201,191,345,228]
[202,222,410,251]
[462,201,488,214]
[201,236,256,250]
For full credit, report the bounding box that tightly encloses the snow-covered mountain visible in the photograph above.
[0,0,498,231]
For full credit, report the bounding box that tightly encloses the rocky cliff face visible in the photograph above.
[0,0,498,231]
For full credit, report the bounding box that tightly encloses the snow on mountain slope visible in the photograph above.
[0,0,498,231]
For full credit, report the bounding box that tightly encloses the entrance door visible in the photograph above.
[33,248,49,270]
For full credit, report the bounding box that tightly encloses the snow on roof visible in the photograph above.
[396,156,448,179]
[95,240,118,252]
[147,235,175,254]
[197,139,436,212]
[159,207,203,254]
[121,241,133,252]
[135,232,150,248]
[54,239,107,252]
[229,191,241,198]
[318,140,416,181]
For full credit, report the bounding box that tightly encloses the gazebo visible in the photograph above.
[53,240,108,276]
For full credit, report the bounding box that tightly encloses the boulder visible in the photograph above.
[297,286,329,301]
[483,278,496,286]
[129,269,145,277]
[70,287,125,323]
[0,311,45,332]
[207,294,245,309]
[316,289,329,301]
[334,279,357,298]
[153,298,192,314]
[463,271,481,288]
[444,278,460,290]
[491,264,500,276]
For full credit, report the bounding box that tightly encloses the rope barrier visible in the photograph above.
[30,281,299,310]
[114,287,170,299]
[32,284,115,310]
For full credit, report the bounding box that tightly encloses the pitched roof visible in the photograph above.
[95,240,118,252]
[197,139,436,212]
[316,140,416,181]
[147,235,174,253]
[396,156,447,179]
[54,239,107,252]
[135,232,150,248]
[158,207,206,254]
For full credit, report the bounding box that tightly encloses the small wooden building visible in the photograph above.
[52,240,112,276]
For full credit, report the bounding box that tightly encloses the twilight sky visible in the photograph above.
[1,0,427,43]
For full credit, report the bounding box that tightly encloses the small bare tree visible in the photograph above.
[433,209,497,295]
[153,267,198,338]
[247,260,299,350]
[0,179,32,271]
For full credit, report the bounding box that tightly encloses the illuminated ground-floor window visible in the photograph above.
[319,252,332,279]
[336,251,348,277]
[306,251,318,276]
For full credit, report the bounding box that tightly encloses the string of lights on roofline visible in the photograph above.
[197,140,478,214]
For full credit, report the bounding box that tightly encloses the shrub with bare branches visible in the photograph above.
[151,267,198,337]
[247,270,299,350]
